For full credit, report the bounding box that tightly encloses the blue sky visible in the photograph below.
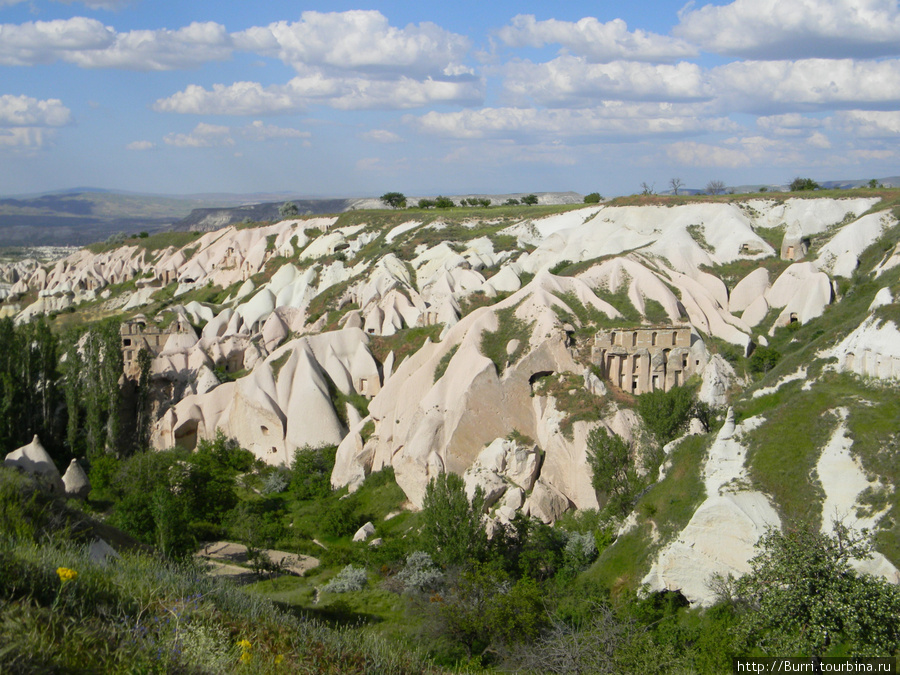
[1,0,899,198]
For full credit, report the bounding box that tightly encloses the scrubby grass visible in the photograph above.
[369,325,442,370]
[480,304,533,374]
[742,379,835,526]
[433,344,459,383]
[459,290,511,317]
[85,230,202,255]
[738,369,900,564]
[700,256,791,294]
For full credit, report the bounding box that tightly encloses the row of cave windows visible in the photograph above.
[609,351,692,372]
[611,330,682,347]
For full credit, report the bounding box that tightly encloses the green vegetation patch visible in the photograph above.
[686,224,713,253]
[480,303,533,374]
[532,371,608,441]
[85,230,202,255]
[741,378,840,526]
[433,344,459,383]
[369,325,442,371]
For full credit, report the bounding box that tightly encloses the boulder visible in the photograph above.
[523,478,570,524]
[352,522,376,542]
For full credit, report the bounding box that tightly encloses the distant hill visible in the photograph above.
[2,180,896,246]
[172,199,354,232]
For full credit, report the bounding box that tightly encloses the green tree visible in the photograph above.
[789,177,820,191]
[437,563,545,659]
[583,192,602,204]
[749,345,781,374]
[586,428,640,517]
[380,192,407,209]
[290,445,337,500]
[434,195,455,209]
[504,198,520,206]
[418,198,436,209]
[522,194,539,205]
[279,201,299,218]
[420,472,487,567]
[64,319,123,459]
[132,348,153,452]
[0,318,63,457]
[732,523,900,657]
[636,384,696,447]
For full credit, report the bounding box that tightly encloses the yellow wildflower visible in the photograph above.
[237,639,252,650]
[240,651,252,664]
[274,654,284,664]
[56,567,77,582]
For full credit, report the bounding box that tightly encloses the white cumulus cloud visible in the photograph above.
[0,18,231,70]
[711,58,900,113]
[834,110,900,136]
[65,21,232,70]
[497,14,697,63]
[676,0,900,59]
[409,104,735,140]
[155,70,482,114]
[502,56,710,106]
[164,123,234,148]
[0,94,72,127]
[233,10,470,78]
[756,113,823,135]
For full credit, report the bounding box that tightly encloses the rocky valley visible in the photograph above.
[3,190,900,671]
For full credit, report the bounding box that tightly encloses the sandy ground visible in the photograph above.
[197,541,320,577]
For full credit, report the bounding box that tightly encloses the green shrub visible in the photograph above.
[323,564,368,593]
[289,445,337,501]
[749,345,781,374]
[321,497,363,538]
[636,384,696,447]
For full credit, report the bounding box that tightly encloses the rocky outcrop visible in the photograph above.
[62,459,90,499]
[4,435,64,493]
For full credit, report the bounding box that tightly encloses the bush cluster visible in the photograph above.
[323,564,368,593]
